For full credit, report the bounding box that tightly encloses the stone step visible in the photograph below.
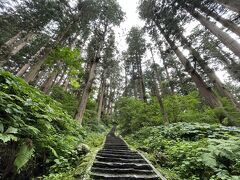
[90,128,163,180]
[102,146,129,150]
[91,167,155,175]
[92,161,152,170]
[90,172,159,180]
[99,149,138,155]
[97,152,142,159]
[95,156,146,163]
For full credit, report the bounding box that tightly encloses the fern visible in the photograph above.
[14,142,34,171]
[0,133,17,143]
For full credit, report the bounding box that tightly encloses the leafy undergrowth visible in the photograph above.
[125,123,240,180]
[0,69,106,179]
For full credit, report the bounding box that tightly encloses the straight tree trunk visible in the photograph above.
[152,68,169,123]
[155,40,175,94]
[0,32,35,66]
[97,71,107,121]
[198,4,240,37]
[41,69,58,94]
[203,38,240,80]
[136,55,147,102]
[74,24,110,124]
[10,32,35,55]
[24,48,50,83]
[16,63,30,77]
[179,34,240,110]
[74,61,97,124]
[33,70,45,86]
[4,31,23,47]
[63,79,69,91]
[24,20,77,83]
[186,6,240,58]
[102,84,109,116]
[160,29,222,108]
[214,0,240,13]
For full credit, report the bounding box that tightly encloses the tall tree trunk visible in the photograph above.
[186,6,240,58]
[34,70,45,86]
[74,61,98,124]
[197,4,240,37]
[24,20,76,83]
[0,32,35,66]
[16,63,30,77]
[0,32,22,64]
[214,0,240,13]
[204,38,240,81]
[102,84,109,116]
[4,31,23,47]
[155,39,175,94]
[152,68,169,123]
[10,32,35,55]
[63,79,69,91]
[132,72,138,98]
[179,34,240,110]
[56,68,67,85]
[137,56,147,102]
[97,71,107,121]
[24,48,50,83]
[41,69,58,94]
[160,29,222,108]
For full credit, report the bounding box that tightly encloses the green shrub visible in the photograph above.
[0,69,103,178]
[126,123,240,179]
[115,97,163,134]
[50,86,78,117]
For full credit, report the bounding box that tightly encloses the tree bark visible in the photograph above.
[10,32,35,55]
[160,29,222,108]
[214,0,240,13]
[179,34,240,110]
[186,6,240,59]
[198,4,240,37]
[4,31,23,47]
[97,71,107,121]
[16,63,30,77]
[24,18,77,83]
[41,69,58,94]
[0,32,35,66]
[74,61,97,124]
[24,48,50,83]
[135,54,147,102]
[152,68,169,123]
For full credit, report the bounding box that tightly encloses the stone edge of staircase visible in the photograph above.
[83,135,107,180]
[119,135,166,180]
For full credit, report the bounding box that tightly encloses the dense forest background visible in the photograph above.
[0,0,240,179]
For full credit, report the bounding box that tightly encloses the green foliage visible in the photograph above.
[50,86,78,117]
[126,123,240,179]
[115,97,163,134]
[14,141,34,171]
[115,93,219,134]
[0,69,104,178]
[46,47,83,89]
[164,91,218,123]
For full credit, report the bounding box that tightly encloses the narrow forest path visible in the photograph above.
[90,128,165,179]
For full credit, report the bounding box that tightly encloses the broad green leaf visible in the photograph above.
[0,133,17,143]
[14,143,34,171]
[5,126,18,134]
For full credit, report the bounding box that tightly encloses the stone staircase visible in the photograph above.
[90,130,165,179]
